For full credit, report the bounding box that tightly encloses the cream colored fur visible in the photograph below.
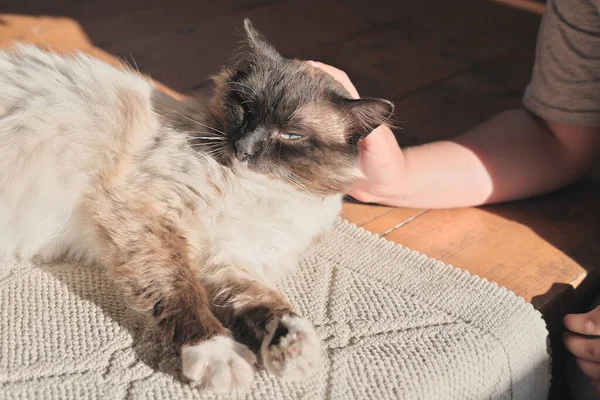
[261,314,322,380]
[0,45,340,391]
[0,44,341,272]
[181,336,257,392]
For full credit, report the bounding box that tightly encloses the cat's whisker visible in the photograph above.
[226,81,256,98]
[174,111,226,136]
[186,129,225,136]
[188,131,225,140]
[226,81,255,93]
[270,165,318,200]
[128,53,140,74]
[231,88,253,99]
[268,166,289,186]
[187,136,226,142]
[189,142,225,147]
[186,133,226,141]
[206,147,222,154]
[191,144,224,153]
[287,173,318,199]
[288,175,318,200]
[199,146,225,160]
[190,147,220,153]
[190,147,223,157]
[188,139,222,146]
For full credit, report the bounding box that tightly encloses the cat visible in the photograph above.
[0,19,394,392]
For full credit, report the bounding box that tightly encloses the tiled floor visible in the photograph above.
[1,0,598,397]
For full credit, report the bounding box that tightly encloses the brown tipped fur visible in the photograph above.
[75,19,394,374]
[88,185,228,348]
[0,30,399,390]
[202,266,295,351]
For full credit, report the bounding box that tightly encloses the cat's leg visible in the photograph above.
[204,266,322,381]
[93,210,256,392]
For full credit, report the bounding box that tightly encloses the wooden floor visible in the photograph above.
[1,0,598,397]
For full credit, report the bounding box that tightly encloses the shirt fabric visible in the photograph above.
[523,0,600,126]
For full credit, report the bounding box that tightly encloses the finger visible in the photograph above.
[576,358,600,381]
[360,126,398,154]
[306,60,343,75]
[564,306,600,335]
[346,186,373,203]
[564,332,600,362]
[360,126,388,151]
[306,60,359,99]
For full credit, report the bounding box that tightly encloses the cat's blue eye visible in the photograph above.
[279,132,303,140]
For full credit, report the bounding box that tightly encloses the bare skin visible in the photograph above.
[564,308,600,393]
[307,61,600,208]
[308,60,600,393]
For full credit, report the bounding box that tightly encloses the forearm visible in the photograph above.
[383,109,599,208]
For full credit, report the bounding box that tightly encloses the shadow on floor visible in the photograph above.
[483,181,600,400]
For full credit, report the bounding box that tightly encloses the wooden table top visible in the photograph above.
[344,181,600,326]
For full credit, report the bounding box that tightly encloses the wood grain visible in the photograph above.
[393,42,537,146]
[384,182,600,317]
[0,17,91,49]
[362,208,428,235]
[296,27,467,102]
[392,0,541,65]
[341,201,393,227]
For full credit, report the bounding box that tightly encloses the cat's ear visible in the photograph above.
[343,98,395,140]
[243,18,282,61]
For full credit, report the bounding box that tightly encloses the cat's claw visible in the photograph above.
[181,336,256,392]
[261,314,322,381]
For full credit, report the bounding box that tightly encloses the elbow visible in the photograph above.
[544,118,600,183]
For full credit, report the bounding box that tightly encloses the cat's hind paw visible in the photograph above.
[261,314,322,381]
[181,336,256,392]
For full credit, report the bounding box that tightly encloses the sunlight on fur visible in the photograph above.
[0,18,394,392]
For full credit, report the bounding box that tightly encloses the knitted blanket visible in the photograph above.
[0,219,551,400]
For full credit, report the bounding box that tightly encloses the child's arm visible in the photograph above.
[310,61,600,208]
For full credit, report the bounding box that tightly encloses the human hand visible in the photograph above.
[306,61,361,99]
[307,61,405,204]
[564,306,600,394]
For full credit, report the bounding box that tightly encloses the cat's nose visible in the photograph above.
[235,135,264,162]
[235,140,253,161]
[236,148,252,161]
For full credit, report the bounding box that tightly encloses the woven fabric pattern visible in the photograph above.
[0,219,551,399]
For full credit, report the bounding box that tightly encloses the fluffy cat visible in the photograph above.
[0,20,393,392]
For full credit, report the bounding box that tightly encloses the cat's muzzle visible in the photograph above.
[235,132,266,162]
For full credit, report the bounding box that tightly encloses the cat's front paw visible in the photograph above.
[181,335,256,392]
[261,314,322,381]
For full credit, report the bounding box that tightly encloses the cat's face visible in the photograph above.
[208,19,394,196]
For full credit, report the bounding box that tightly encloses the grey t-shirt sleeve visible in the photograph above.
[523,0,600,125]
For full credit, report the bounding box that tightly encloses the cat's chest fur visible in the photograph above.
[179,159,342,281]
[132,134,342,281]
[208,189,340,280]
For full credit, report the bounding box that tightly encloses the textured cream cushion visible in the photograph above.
[0,219,551,399]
